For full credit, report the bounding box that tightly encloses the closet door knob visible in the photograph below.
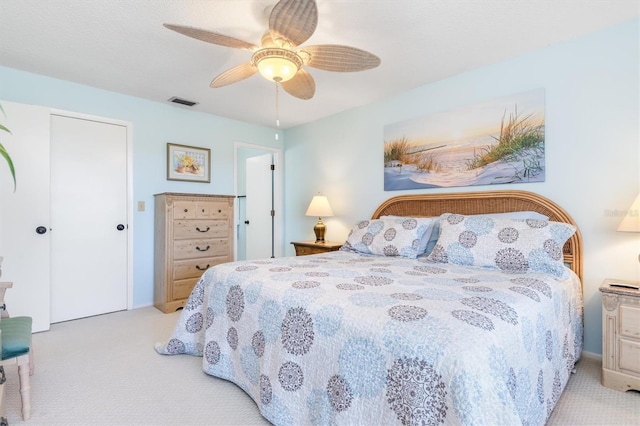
[36,226,47,235]
[116,224,125,231]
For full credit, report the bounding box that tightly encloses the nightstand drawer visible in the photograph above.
[620,305,640,338]
[291,241,342,256]
[295,245,320,256]
[619,338,640,373]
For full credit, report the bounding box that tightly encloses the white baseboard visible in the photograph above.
[581,350,602,361]
[132,302,154,309]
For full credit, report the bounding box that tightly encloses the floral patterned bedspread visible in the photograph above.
[156,251,583,426]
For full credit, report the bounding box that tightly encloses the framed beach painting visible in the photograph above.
[167,143,211,183]
[383,89,545,191]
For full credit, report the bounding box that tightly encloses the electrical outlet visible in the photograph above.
[137,201,145,212]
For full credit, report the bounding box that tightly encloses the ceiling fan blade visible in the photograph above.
[300,44,381,72]
[269,0,318,48]
[210,62,258,88]
[164,24,259,51]
[281,68,315,100]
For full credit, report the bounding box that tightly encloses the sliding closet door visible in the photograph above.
[50,115,128,323]
[0,101,51,332]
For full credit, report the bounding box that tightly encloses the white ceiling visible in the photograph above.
[0,0,638,129]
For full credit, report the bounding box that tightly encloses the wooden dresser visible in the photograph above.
[154,193,234,313]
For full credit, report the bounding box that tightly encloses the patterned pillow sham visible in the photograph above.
[426,213,575,279]
[380,215,436,254]
[341,217,434,259]
[424,211,550,255]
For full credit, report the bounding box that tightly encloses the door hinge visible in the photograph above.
[271,210,275,217]
[270,164,275,171]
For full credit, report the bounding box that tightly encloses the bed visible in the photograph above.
[156,190,583,425]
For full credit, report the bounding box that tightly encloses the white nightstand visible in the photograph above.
[599,278,640,392]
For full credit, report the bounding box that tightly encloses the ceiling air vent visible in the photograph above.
[168,96,198,107]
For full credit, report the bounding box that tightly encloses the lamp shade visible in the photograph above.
[617,193,640,232]
[305,196,333,217]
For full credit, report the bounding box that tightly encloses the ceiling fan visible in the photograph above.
[164,0,381,100]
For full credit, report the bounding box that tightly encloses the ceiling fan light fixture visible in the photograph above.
[165,0,380,100]
[253,48,302,83]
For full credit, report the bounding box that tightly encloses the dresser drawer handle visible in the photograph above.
[196,264,210,271]
[184,209,188,213]
[196,245,210,252]
[196,226,210,233]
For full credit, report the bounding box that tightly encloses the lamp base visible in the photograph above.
[314,218,326,243]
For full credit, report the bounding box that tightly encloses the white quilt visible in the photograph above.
[156,251,583,425]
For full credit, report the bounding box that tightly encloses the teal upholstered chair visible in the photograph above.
[0,282,33,421]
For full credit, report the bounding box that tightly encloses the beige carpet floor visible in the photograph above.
[2,307,638,425]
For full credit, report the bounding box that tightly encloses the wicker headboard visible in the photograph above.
[371,190,583,283]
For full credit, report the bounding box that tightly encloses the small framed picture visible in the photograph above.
[167,143,211,183]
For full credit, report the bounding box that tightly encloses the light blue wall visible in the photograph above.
[0,18,637,355]
[0,66,282,307]
[283,19,640,355]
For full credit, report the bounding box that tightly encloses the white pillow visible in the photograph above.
[342,217,434,259]
[426,213,575,279]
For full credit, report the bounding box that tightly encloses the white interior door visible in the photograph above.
[50,114,128,323]
[0,101,51,332]
[245,154,273,259]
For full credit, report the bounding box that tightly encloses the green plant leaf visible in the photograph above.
[0,103,16,191]
[0,143,16,191]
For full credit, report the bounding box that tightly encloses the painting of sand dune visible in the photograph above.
[384,89,545,191]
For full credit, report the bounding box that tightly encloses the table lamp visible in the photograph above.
[617,193,640,262]
[305,195,333,243]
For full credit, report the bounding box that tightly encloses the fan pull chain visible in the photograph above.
[275,82,280,141]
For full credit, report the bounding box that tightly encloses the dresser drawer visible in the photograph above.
[173,200,230,219]
[173,257,228,280]
[173,201,198,219]
[172,277,199,301]
[173,219,229,239]
[199,201,231,219]
[174,239,230,260]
